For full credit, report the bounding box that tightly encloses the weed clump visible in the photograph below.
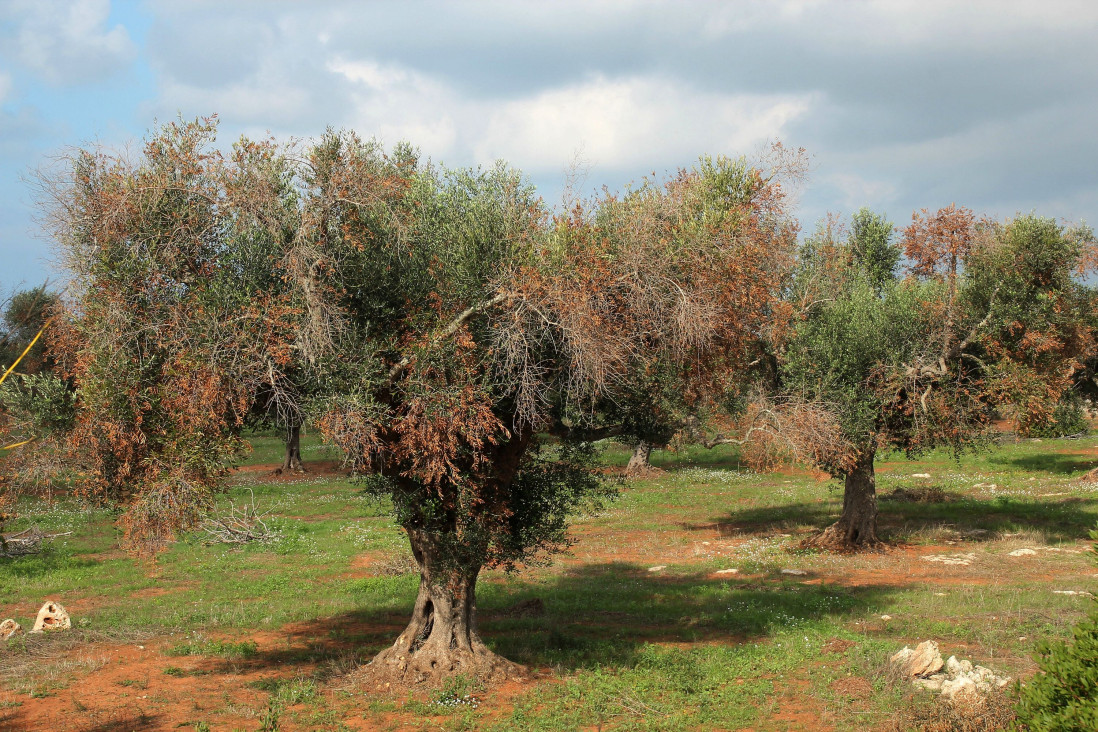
[890,684,1017,731]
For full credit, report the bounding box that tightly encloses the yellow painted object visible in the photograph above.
[0,318,51,388]
[0,319,51,450]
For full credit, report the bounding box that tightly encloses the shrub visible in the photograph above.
[1013,526,1098,730]
[1025,397,1090,438]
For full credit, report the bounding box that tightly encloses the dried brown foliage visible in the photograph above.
[30,118,301,552]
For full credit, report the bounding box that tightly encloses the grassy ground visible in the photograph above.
[1,432,1096,730]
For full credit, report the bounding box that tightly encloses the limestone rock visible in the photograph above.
[647,565,666,572]
[941,675,977,701]
[891,640,943,678]
[945,656,973,676]
[714,568,739,575]
[781,568,807,576]
[1009,548,1037,557]
[0,619,22,640]
[913,676,945,692]
[902,645,1012,702]
[30,601,70,633]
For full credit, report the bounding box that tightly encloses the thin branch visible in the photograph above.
[386,292,510,383]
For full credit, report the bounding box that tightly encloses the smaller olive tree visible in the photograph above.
[0,285,60,375]
[767,207,1094,549]
[35,119,301,550]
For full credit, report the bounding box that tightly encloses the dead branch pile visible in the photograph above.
[201,489,276,545]
[0,527,72,558]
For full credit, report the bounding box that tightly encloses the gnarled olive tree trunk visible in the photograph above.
[805,447,881,550]
[625,441,653,476]
[365,527,524,686]
[280,421,305,473]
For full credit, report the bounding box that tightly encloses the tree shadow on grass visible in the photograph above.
[989,452,1098,476]
[695,495,1098,545]
[0,708,164,732]
[485,563,895,670]
[205,562,897,679]
[0,548,101,581]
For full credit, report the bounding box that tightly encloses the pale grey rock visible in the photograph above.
[941,675,977,700]
[0,619,22,640]
[30,601,70,633]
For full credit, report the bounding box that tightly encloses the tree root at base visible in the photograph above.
[348,641,528,691]
[800,522,885,553]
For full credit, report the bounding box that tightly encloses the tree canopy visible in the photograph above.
[13,119,803,684]
[764,207,1096,548]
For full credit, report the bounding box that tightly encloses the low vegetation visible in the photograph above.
[0,432,1096,729]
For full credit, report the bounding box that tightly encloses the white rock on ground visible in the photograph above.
[890,640,944,678]
[897,644,1012,703]
[714,568,739,575]
[30,601,70,633]
[921,553,975,566]
[941,675,977,700]
[1009,548,1038,557]
[913,676,945,692]
[0,619,22,640]
[945,656,973,676]
[781,568,807,576]
[647,565,666,572]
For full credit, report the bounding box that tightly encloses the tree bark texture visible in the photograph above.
[363,528,525,686]
[804,448,882,551]
[624,441,654,476]
[280,420,305,473]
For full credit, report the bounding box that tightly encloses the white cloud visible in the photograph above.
[327,61,815,177]
[9,0,134,85]
[825,172,898,211]
[328,59,460,155]
[474,76,812,173]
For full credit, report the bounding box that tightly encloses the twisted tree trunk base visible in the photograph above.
[351,531,527,690]
[801,448,884,553]
[277,421,306,475]
[624,441,661,477]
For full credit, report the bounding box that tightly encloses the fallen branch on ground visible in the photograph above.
[0,527,73,557]
[201,489,276,545]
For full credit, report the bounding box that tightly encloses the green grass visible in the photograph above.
[2,433,1097,729]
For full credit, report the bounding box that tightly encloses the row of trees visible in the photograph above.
[1,118,1095,685]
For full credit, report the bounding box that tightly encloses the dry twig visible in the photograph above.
[0,527,72,558]
[201,489,276,545]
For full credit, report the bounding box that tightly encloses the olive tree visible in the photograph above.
[774,207,1094,550]
[36,119,300,550]
[291,137,800,684]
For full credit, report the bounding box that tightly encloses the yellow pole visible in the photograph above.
[0,318,51,388]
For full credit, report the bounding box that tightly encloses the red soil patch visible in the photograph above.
[761,676,836,731]
[830,676,873,700]
[231,460,347,481]
[0,614,539,732]
[821,638,855,655]
[0,641,265,731]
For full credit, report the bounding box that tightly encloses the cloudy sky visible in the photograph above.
[2,0,1096,289]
